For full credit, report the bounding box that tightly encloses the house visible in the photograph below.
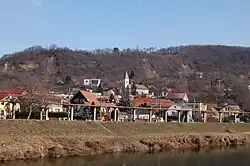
[160,88,173,97]
[134,84,149,96]
[150,99,173,121]
[118,111,129,121]
[186,102,207,112]
[167,104,182,116]
[0,93,21,119]
[70,90,119,108]
[42,95,66,112]
[70,90,118,120]
[0,94,8,119]
[186,102,208,121]
[134,109,156,120]
[167,103,193,121]
[150,99,173,108]
[70,90,99,105]
[166,93,189,102]
[221,104,242,116]
[16,90,67,113]
[83,79,101,87]
[49,92,70,98]
[131,98,172,121]
[132,98,173,109]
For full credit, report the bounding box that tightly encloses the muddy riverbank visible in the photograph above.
[3,146,250,166]
[1,120,250,161]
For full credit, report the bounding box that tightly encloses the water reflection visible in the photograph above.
[3,146,250,166]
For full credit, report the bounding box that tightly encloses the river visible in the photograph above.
[3,146,250,166]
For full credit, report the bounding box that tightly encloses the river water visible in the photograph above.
[3,146,250,166]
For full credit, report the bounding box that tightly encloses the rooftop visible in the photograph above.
[166,93,187,99]
[79,90,99,105]
[135,84,148,90]
[0,93,8,101]
[132,98,152,107]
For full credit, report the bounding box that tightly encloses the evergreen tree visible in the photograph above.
[131,82,137,96]
[129,70,135,79]
[96,84,104,94]
[64,75,72,85]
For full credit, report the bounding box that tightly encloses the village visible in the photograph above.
[0,71,248,123]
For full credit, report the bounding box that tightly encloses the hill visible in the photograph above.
[1,45,250,108]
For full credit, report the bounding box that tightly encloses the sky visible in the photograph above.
[0,0,249,55]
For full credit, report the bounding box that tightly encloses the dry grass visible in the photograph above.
[1,120,250,161]
[1,120,250,137]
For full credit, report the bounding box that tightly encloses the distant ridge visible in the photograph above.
[1,44,250,108]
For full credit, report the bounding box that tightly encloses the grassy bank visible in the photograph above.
[1,120,250,161]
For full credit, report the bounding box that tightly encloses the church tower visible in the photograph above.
[124,71,130,88]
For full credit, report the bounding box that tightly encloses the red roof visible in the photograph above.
[2,89,26,97]
[79,90,100,105]
[0,93,8,101]
[132,98,173,108]
[97,96,109,101]
[166,93,187,99]
[132,98,152,107]
[2,89,25,94]
[150,99,173,108]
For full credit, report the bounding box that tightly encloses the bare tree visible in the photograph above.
[19,84,44,119]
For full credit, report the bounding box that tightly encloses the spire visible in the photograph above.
[124,71,130,89]
[125,71,129,80]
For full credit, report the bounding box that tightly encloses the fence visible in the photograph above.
[2,103,250,123]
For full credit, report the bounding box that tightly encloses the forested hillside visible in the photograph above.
[1,45,250,108]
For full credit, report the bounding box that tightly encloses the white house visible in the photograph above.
[0,94,20,119]
[83,79,101,87]
[167,103,193,117]
[128,109,156,120]
[43,96,65,112]
[186,102,207,112]
[133,84,149,96]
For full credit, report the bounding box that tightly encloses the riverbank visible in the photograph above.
[1,120,250,161]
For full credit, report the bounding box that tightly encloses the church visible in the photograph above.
[123,71,149,97]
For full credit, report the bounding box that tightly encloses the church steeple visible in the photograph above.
[124,71,130,88]
[125,71,129,80]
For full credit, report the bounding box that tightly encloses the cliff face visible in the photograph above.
[1,45,250,107]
